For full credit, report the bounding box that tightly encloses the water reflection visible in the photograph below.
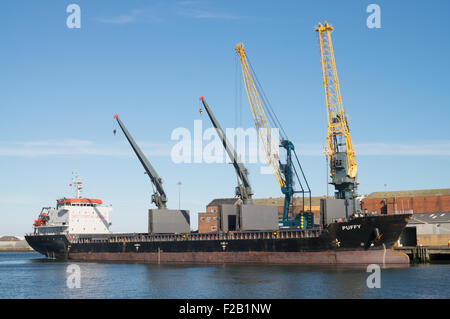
[1,252,447,299]
[142,263,410,299]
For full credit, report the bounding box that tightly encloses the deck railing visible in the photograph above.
[69,228,323,244]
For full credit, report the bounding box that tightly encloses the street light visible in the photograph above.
[177,181,182,210]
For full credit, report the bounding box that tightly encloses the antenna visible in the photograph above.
[72,172,83,199]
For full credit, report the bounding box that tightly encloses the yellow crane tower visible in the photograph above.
[315,22,358,201]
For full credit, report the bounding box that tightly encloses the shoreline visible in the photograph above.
[0,248,34,252]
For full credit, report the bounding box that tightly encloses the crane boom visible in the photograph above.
[114,114,167,209]
[235,43,312,227]
[235,43,283,188]
[200,96,253,204]
[315,22,358,200]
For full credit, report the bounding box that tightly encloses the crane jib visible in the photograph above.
[114,115,167,209]
[200,97,253,204]
[235,43,312,224]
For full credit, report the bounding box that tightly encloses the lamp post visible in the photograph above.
[177,181,182,210]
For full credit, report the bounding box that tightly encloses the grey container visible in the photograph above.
[148,209,190,234]
[219,204,239,232]
[239,205,278,231]
[320,198,360,226]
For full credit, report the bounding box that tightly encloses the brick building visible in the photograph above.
[361,189,450,215]
[197,198,239,233]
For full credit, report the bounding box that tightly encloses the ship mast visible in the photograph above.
[72,172,83,199]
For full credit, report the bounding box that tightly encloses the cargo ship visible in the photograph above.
[26,28,413,265]
[25,112,412,265]
[25,175,411,264]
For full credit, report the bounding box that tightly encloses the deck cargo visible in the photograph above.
[239,205,278,231]
[148,209,190,234]
[219,204,239,232]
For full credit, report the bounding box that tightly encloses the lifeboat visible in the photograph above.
[33,212,49,227]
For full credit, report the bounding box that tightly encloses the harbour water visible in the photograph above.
[0,251,449,299]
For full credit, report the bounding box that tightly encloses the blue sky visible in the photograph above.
[1,0,449,235]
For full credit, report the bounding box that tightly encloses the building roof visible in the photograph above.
[409,212,450,224]
[364,189,450,199]
[207,196,324,207]
[206,198,240,207]
[208,189,450,208]
[0,236,21,242]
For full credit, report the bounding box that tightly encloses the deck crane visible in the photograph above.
[235,43,312,228]
[315,22,358,205]
[199,96,254,204]
[114,114,168,209]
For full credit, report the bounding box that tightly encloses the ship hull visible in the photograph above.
[25,214,411,264]
[65,250,409,264]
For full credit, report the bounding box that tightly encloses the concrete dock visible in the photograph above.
[0,238,33,252]
[395,246,450,263]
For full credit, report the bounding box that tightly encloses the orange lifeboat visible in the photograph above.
[33,212,49,226]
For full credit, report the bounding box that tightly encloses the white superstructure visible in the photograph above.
[33,174,112,235]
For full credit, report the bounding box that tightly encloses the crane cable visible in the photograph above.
[246,57,288,140]
[236,43,312,212]
[235,43,284,187]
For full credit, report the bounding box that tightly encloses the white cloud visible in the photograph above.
[175,8,244,20]
[0,140,171,158]
[3,139,448,159]
[96,15,137,24]
[95,2,245,24]
[356,142,450,156]
[95,7,165,24]
[293,142,450,156]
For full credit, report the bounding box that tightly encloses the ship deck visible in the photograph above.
[61,228,324,244]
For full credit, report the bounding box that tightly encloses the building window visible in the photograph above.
[213,217,217,221]
[211,226,217,231]
[211,209,216,213]
[207,217,211,222]
[200,217,205,221]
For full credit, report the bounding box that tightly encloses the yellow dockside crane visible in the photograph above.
[315,22,358,204]
[235,43,313,228]
[235,43,283,187]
